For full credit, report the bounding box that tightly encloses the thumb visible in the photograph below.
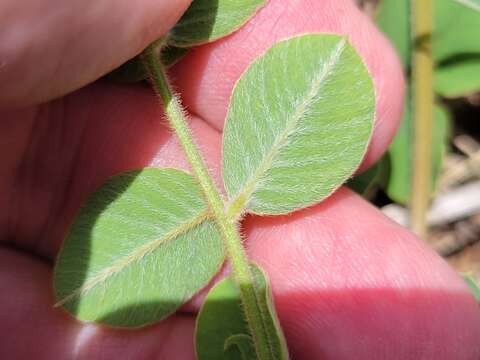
[0,0,191,107]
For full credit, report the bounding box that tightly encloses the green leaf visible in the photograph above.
[376,0,480,66]
[347,157,390,199]
[435,0,480,60]
[168,0,266,47]
[375,0,411,66]
[224,335,256,360]
[108,0,266,82]
[105,56,147,83]
[463,274,480,303]
[195,263,288,360]
[162,46,190,67]
[54,168,224,327]
[222,34,375,215]
[385,96,450,204]
[435,56,480,97]
[195,272,249,360]
[105,47,190,83]
[251,265,289,360]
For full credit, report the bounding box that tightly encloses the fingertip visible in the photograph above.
[0,0,192,106]
[243,188,480,359]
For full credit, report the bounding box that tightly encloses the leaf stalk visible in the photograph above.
[411,0,434,238]
[142,43,279,360]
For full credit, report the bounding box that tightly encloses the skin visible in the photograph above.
[0,0,479,359]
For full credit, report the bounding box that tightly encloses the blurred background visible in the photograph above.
[353,0,480,288]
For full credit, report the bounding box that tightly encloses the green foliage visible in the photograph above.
[375,0,480,204]
[435,56,480,97]
[162,46,191,67]
[375,0,410,66]
[107,0,265,83]
[195,270,252,360]
[463,274,480,303]
[56,29,375,358]
[435,0,480,60]
[169,0,266,47]
[106,46,190,83]
[224,335,257,360]
[347,158,389,198]
[223,34,375,215]
[54,168,224,327]
[376,0,480,66]
[106,56,147,83]
[195,264,288,360]
[386,97,450,204]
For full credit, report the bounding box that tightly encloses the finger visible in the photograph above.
[0,246,196,360]
[243,188,480,359]
[3,83,479,359]
[0,0,191,107]
[171,0,405,168]
[1,82,222,259]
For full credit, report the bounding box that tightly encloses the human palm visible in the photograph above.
[1,0,479,359]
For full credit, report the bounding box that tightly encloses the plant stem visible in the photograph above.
[142,44,276,360]
[411,0,434,238]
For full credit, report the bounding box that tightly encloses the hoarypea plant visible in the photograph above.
[53,1,376,359]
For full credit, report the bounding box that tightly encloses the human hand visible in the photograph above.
[1,1,479,359]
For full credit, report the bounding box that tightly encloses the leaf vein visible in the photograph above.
[230,38,347,211]
[55,209,212,307]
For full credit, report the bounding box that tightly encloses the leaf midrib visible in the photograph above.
[229,38,347,213]
[55,209,211,307]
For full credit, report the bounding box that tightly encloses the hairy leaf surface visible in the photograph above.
[168,0,266,47]
[222,34,375,215]
[195,263,288,359]
[54,168,224,327]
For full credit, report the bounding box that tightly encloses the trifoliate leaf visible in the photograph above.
[168,0,266,47]
[222,34,375,215]
[54,168,224,327]
[195,263,288,359]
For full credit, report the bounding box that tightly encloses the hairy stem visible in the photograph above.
[142,43,278,360]
[411,0,434,238]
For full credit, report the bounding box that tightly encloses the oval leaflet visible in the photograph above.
[54,168,224,327]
